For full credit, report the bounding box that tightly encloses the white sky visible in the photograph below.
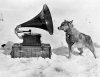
[0,0,100,48]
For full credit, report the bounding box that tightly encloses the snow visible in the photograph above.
[0,46,100,77]
[0,0,100,77]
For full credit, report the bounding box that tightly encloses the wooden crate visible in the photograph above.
[11,43,52,58]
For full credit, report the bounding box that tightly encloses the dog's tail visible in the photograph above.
[93,42,100,48]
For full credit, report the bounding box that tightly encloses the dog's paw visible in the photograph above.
[65,55,71,59]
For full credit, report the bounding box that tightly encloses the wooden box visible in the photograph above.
[10,43,52,58]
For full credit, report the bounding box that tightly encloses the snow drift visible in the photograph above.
[0,45,100,77]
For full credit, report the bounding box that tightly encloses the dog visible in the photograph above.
[58,20,96,58]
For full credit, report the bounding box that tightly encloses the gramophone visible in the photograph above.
[10,4,53,58]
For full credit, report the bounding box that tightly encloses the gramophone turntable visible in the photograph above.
[10,4,53,58]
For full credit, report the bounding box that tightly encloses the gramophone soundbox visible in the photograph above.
[22,33,41,46]
[11,43,52,58]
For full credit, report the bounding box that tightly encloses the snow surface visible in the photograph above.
[0,46,100,77]
[0,0,100,77]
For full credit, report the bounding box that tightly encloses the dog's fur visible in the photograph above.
[58,20,96,58]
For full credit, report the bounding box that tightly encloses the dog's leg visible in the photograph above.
[67,45,72,58]
[84,35,97,58]
[78,48,83,55]
[88,45,97,59]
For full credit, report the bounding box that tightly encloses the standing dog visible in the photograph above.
[58,20,96,58]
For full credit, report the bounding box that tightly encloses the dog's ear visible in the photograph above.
[69,20,73,28]
[70,20,73,23]
[64,20,67,22]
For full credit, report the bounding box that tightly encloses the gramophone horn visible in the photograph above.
[15,4,53,38]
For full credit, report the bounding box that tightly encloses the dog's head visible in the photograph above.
[58,20,73,32]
